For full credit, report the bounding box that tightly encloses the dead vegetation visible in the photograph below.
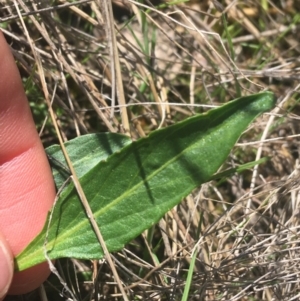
[2,0,300,300]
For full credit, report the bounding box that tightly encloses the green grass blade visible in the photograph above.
[181,249,197,301]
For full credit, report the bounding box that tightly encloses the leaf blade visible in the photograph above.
[47,133,132,188]
[15,92,276,271]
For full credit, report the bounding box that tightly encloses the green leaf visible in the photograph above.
[15,92,276,271]
[47,133,132,189]
[211,157,270,181]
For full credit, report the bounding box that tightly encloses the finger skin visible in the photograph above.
[0,231,13,300]
[0,32,56,294]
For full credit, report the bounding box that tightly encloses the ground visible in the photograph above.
[2,0,300,300]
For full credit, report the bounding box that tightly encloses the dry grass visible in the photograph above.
[2,0,300,300]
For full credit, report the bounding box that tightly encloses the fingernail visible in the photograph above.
[0,241,13,299]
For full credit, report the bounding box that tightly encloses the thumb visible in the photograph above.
[0,231,13,301]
